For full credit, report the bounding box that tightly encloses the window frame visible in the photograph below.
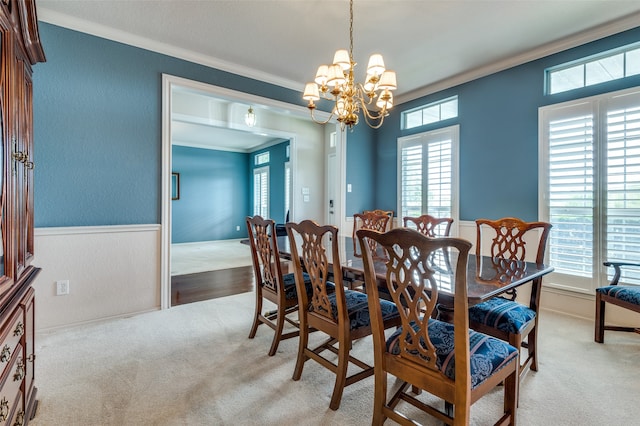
[254,151,270,166]
[545,41,640,95]
[539,86,640,293]
[401,96,459,130]
[397,125,460,234]
[253,166,269,217]
[284,161,290,220]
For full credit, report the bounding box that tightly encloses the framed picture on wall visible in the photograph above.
[172,173,180,200]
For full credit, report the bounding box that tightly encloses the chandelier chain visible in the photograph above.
[349,0,354,62]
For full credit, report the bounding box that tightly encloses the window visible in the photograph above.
[398,125,459,227]
[540,87,640,292]
[284,161,291,218]
[402,96,458,130]
[254,152,270,165]
[546,42,640,95]
[253,166,269,217]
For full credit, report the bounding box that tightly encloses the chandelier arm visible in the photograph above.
[309,108,335,125]
[362,112,385,129]
[359,101,385,121]
[355,84,377,106]
[320,91,337,102]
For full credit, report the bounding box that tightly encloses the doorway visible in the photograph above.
[161,74,334,308]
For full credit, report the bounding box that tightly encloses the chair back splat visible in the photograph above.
[246,215,310,356]
[363,209,394,231]
[353,211,391,255]
[286,220,401,410]
[403,214,454,237]
[357,228,519,425]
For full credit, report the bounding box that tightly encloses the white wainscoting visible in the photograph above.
[31,221,636,332]
[33,225,161,331]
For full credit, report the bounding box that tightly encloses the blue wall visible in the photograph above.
[250,141,289,223]
[345,123,378,215]
[374,26,640,222]
[32,21,640,228]
[171,146,249,243]
[32,23,302,227]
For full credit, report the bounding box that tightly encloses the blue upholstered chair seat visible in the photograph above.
[468,297,535,334]
[310,288,399,330]
[596,285,640,305]
[282,272,313,300]
[386,318,519,389]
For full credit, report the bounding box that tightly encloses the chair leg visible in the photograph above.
[267,304,286,356]
[292,316,309,381]
[507,332,524,408]
[528,321,539,372]
[248,292,263,339]
[372,369,387,426]
[504,364,519,425]
[453,392,471,425]
[595,293,605,343]
[329,338,350,410]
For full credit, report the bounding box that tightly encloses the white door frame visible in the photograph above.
[160,74,332,309]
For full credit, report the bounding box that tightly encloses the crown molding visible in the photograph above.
[37,8,303,93]
[38,8,640,108]
[396,12,640,105]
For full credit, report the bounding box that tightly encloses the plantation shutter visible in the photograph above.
[284,162,291,219]
[398,126,457,224]
[546,103,595,279]
[400,140,423,219]
[541,88,640,290]
[605,92,640,284]
[253,167,269,217]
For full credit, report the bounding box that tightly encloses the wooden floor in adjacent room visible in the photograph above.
[171,266,255,306]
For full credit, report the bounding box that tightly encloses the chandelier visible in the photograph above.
[244,106,257,127]
[302,0,397,131]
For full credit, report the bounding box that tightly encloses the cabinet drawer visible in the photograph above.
[0,309,23,377]
[5,391,22,426]
[0,347,24,425]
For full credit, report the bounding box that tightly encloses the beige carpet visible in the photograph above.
[31,292,640,425]
[171,239,252,276]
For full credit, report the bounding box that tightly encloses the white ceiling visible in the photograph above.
[171,87,285,151]
[35,0,640,149]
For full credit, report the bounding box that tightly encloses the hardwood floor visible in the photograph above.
[171,265,255,306]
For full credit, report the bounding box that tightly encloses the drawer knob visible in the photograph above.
[13,360,24,382]
[13,410,24,426]
[0,345,11,363]
[0,397,8,421]
[13,322,24,337]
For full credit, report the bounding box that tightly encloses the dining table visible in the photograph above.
[270,234,554,307]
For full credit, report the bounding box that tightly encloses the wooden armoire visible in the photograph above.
[0,0,45,424]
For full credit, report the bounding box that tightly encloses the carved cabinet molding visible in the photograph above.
[0,1,45,423]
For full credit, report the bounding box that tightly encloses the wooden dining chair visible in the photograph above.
[285,220,401,410]
[347,211,393,291]
[352,211,391,256]
[357,227,519,425]
[364,209,394,231]
[468,217,552,382]
[403,214,453,237]
[595,261,640,343]
[246,215,312,356]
